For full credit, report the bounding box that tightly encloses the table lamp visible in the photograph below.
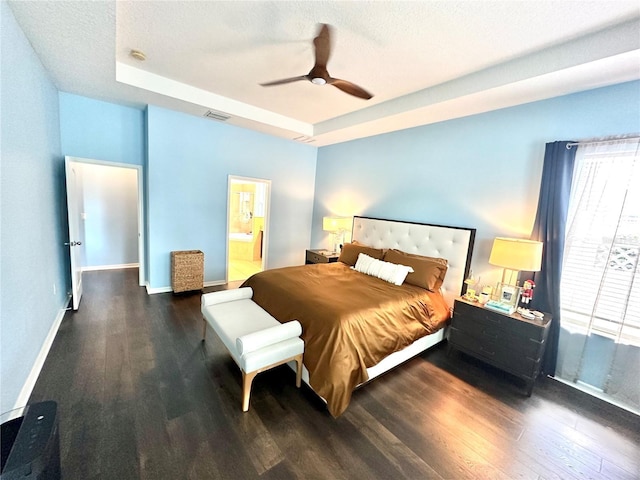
[323,216,352,253]
[489,237,543,286]
[486,237,543,314]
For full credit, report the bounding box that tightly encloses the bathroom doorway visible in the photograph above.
[227,176,270,282]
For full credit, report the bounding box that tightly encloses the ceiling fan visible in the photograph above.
[260,24,373,100]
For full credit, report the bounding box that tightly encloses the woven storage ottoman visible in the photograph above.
[171,250,204,293]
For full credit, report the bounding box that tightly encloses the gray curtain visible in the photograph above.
[529,141,576,376]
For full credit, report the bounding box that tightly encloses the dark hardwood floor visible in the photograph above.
[29,269,639,479]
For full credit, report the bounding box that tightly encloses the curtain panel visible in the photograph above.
[530,141,577,376]
[557,137,640,413]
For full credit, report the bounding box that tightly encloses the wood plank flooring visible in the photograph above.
[29,269,640,479]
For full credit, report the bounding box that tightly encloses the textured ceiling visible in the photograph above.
[7,1,640,146]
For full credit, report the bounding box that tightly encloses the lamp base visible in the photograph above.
[501,268,520,287]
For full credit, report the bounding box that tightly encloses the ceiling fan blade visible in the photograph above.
[328,78,373,100]
[260,75,308,86]
[259,24,373,100]
[313,24,331,68]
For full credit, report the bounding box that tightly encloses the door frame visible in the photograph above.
[226,175,271,283]
[65,156,146,287]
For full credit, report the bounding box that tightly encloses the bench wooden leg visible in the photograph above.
[242,370,258,412]
[294,353,303,388]
[202,318,207,341]
[240,353,303,411]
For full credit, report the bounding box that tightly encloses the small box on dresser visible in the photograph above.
[448,297,551,396]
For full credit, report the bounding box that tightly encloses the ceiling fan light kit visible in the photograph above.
[260,24,373,100]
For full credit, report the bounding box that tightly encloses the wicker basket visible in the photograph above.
[171,250,204,293]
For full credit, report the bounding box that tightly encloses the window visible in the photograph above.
[561,138,640,346]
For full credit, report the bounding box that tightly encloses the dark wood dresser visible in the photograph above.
[305,249,339,264]
[448,298,551,395]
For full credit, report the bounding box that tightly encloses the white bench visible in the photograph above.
[201,287,304,411]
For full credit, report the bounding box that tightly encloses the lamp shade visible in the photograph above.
[323,216,352,232]
[489,237,543,272]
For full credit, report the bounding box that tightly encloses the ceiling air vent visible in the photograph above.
[203,110,230,122]
[293,135,316,144]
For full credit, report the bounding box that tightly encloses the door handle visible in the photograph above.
[64,241,82,247]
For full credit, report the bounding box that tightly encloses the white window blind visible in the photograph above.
[561,138,640,346]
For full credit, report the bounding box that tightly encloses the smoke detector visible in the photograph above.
[130,49,146,61]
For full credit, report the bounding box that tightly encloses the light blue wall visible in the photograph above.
[59,93,146,278]
[1,1,66,412]
[59,92,145,166]
[147,106,317,289]
[313,81,640,288]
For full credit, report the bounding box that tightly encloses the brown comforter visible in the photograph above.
[241,262,450,417]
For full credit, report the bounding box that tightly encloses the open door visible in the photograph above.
[65,157,85,310]
[226,176,270,283]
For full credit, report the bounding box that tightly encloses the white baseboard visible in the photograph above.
[145,279,226,295]
[14,294,71,410]
[145,284,173,294]
[82,263,139,272]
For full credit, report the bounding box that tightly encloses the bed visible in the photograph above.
[241,216,475,416]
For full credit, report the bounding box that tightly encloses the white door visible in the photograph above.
[65,158,85,310]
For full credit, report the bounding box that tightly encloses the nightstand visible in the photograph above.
[305,249,340,264]
[448,298,551,396]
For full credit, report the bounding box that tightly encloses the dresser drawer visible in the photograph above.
[453,300,548,342]
[306,251,330,263]
[452,310,503,337]
[450,318,545,359]
[449,327,540,380]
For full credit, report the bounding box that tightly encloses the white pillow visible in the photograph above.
[353,253,414,286]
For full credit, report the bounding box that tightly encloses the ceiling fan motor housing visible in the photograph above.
[308,65,329,85]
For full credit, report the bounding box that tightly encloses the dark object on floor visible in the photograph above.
[0,401,60,480]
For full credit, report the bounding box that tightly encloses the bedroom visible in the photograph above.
[1,1,639,478]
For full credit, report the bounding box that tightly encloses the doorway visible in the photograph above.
[227,176,270,282]
[65,156,145,309]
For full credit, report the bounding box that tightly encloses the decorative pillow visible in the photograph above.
[338,242,384,266]
[353,253,414,286]
[383,249,448,291]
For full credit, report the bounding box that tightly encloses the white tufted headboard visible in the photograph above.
[352,216,475,308]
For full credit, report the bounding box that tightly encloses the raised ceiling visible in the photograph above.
[8,1,640,146]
